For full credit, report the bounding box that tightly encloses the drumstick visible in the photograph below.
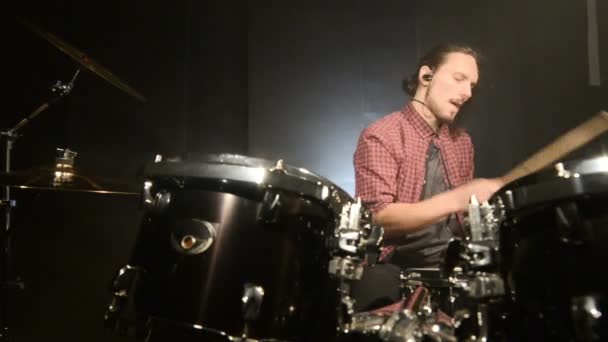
[500,110,608,185]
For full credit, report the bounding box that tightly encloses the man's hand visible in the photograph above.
[454,178,504,209]
[374,178,505,238]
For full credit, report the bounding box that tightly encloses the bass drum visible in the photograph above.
[108,154,355,341]
[493,156,608,341]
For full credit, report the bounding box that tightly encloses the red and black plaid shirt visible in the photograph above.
[354,103,474,259]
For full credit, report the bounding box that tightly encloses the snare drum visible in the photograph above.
[105,154,371,341]
[493,156,608,340]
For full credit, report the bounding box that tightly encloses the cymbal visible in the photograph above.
[18,17,147,103]
[0,167,140,195]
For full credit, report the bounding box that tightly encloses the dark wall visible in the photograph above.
[249,1,418,192]
[186,1,248,156]
[4,1,607,341]
[603,0,608,82]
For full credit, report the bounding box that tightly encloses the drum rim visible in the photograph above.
[494,156,608,211]
[508,156,608,187]
[143,153,355,213]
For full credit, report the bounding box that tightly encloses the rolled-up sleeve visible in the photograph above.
[461,133,475,181]
[354,130,399,214]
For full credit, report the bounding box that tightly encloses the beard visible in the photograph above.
[425,97,457,125]
[424,84,459,126]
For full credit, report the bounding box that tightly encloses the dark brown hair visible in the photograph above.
[403,43,482,96]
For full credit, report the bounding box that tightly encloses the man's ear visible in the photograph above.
[419,65,434,83]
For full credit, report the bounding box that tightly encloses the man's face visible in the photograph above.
[424,52,479,124]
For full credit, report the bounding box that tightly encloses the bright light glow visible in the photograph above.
[596,155,608,169]
[251,167,265,184]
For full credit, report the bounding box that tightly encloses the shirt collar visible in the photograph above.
[402,102,451,140]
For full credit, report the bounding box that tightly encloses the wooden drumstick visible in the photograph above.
[500,110,608,185]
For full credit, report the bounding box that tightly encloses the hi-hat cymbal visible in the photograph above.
[18,17,147,103]
[0,167,140,195]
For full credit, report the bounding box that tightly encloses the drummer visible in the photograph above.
[352,43,503,311]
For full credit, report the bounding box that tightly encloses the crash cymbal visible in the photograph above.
[0,166,140,195]
[18,17,147,103]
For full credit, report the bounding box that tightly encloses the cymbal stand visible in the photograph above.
[0,68,79,340]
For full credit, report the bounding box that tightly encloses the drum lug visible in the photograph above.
[104,264,141,334]
[142,180,172,214]
[241,283,265,338]
[555,202,587,245]
[269,159,286,173]
[258,189,281,224]
[571,295,603,341]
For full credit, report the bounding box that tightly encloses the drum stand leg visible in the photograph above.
[0,71,78,340]
[0,134,25,341]
[241,283,265,339]
[475,303,489,342]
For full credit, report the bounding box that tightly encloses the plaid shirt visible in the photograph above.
[354,102,474,259]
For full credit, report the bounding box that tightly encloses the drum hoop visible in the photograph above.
[495,172,608,211]
[144,157,356,217]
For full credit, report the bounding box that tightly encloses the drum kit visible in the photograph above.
[5,17,608,342]
[101,150,608,342]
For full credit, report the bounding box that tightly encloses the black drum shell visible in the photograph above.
[129,178,341,340]
[493,158,608,340]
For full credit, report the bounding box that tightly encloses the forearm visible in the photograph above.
[374,189,463,241]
